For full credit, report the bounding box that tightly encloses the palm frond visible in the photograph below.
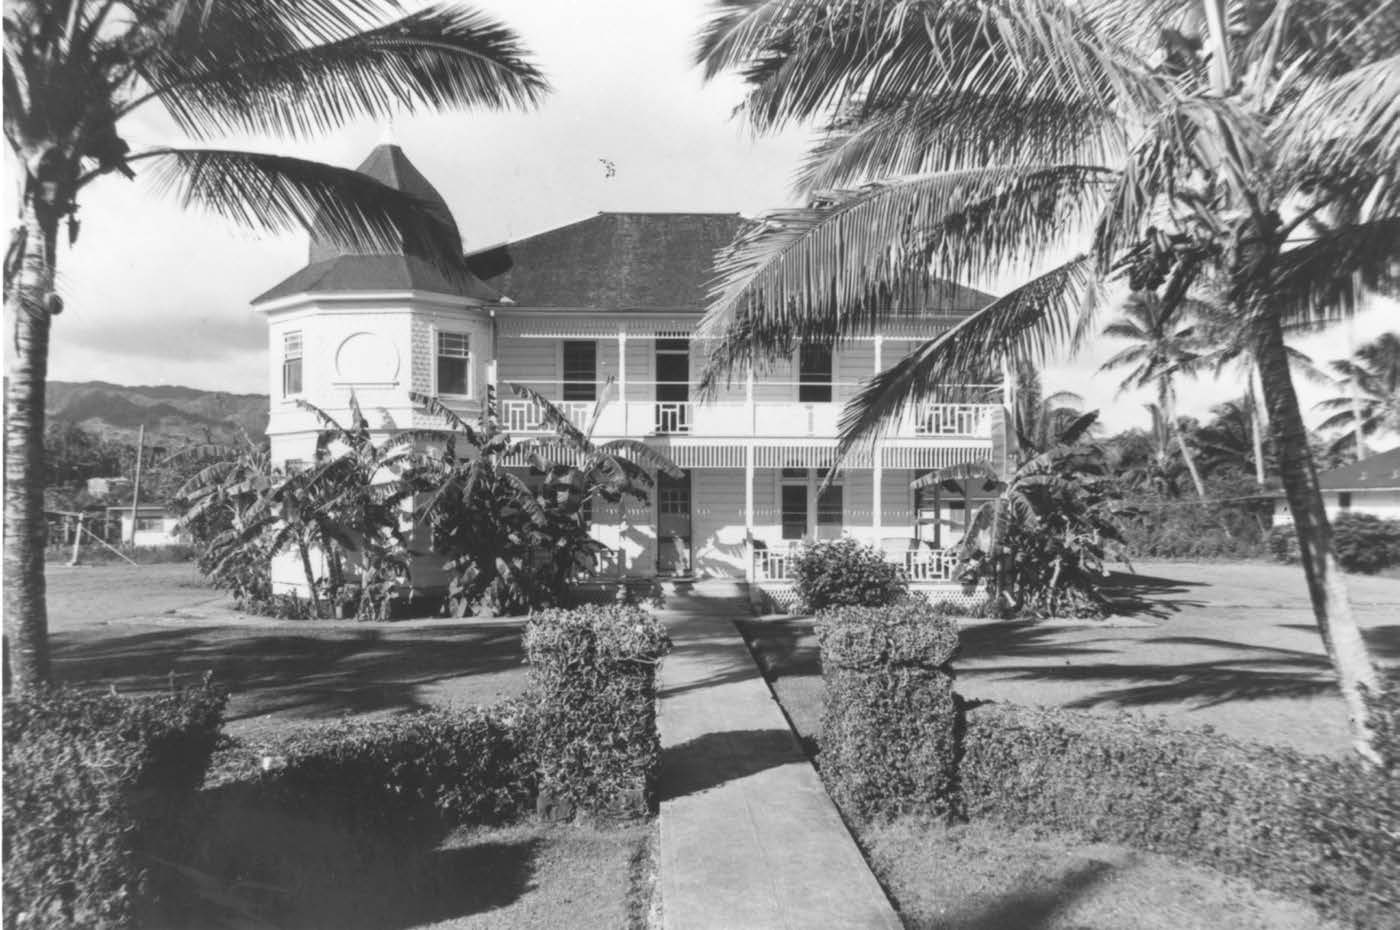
[832,257,1101,457]
[508,383,588,449]
[1275,54,1400,214]
[699,165,1113,380]
[697,0,1162,132]
[136,148,471,274]
[410,391,483,445]
[596,439,684,479]
[142,5,548,140]
[1258,218,1400,328]
[795,85,1124,194]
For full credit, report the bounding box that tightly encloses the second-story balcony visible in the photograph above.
[497,380,998,441]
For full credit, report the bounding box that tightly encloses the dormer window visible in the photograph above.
[282,332,303,397]
[437,331,471,396]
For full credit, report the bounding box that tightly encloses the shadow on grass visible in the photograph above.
[913,860,1113,930]
[1099,570,1209,619]
[170,793,540,930]
[660,728,805,800]
[50,623,528,721]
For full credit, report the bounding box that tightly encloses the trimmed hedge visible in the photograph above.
[793,538,908,610]
[1269,514,1400,574]
[524,604,672,818]
[3,681,228,930]
[959,702,1400,930]
[227,704,536,834]
[815,601,960,819]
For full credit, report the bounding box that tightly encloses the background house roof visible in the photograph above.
[254,144,498,305]
[1317,447,1400,491]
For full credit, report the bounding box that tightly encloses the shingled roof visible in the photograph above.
[254,144,498,305]
[466,211,997,313]
[1318,446,1400,491]
[465,212,744,310]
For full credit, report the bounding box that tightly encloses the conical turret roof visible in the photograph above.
[255,144,498,304]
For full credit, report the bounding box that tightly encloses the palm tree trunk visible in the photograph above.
[1247,366,1267,487]
[1161,380,1206,497]
[3,201,58,694]
[1253,312,1383,764]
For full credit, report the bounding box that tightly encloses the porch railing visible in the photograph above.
[751,546,963,584]
[497,391,996,440]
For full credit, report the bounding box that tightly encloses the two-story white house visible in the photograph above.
[253,144,1003,605]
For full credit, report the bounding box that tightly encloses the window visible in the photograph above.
[562,340,597,401]
[781,469,843,540]
[781,484,807,540]
[283,458,307,475]
[134,516,164,532]
[660,485,690,515]
[816,484,844,538]
[798,344,833,403]
[282,331,303,397]
[1339,492,1353,511]
[436,331,471,396]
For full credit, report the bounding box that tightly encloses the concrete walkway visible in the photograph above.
[656,583,902,930]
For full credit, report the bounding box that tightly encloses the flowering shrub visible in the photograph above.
[791,537,908,611]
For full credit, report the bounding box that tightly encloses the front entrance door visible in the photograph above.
[656,469,692,575]
[654,338,690,433]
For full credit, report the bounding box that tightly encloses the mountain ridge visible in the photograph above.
[46,380,269,447]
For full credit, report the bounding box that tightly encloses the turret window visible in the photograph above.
[282,332,303,397]
[436,331,471,396]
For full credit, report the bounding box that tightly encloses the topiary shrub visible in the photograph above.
[523,604,671,819]
[3,681,228,930]
[792,537,908,611]
[1332,512,1400,574]
[958,702,1400,930]
[815,601,960,820]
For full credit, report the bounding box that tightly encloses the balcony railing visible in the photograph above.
[753,546,963,584]
[497,383,996,440]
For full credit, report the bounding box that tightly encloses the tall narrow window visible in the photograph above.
[816,483,844,539]
[798,344,833,403]
[282,331,303,397]
[436,332,471,395]
[562,340,597,401]
[781,484,807,540]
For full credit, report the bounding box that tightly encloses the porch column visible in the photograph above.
[745,366,755,434]
[744,443,755,581]
[618,327,628,434]
[872,448,883,545]
[872,337,884,546]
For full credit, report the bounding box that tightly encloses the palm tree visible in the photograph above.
[696,0,1399,762]
[1098,293,1207,496]
[2,0,548,691]
[1315,332,1400,459]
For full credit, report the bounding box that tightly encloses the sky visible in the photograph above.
[7,0,1395,438]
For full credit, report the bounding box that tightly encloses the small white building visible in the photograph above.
[109,505,186,547]
[1273,447,1400,524]
[252,144,1005,603]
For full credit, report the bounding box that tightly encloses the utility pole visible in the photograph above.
[128,424,145,544]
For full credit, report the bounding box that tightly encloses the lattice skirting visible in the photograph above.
[751,582,989,615]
